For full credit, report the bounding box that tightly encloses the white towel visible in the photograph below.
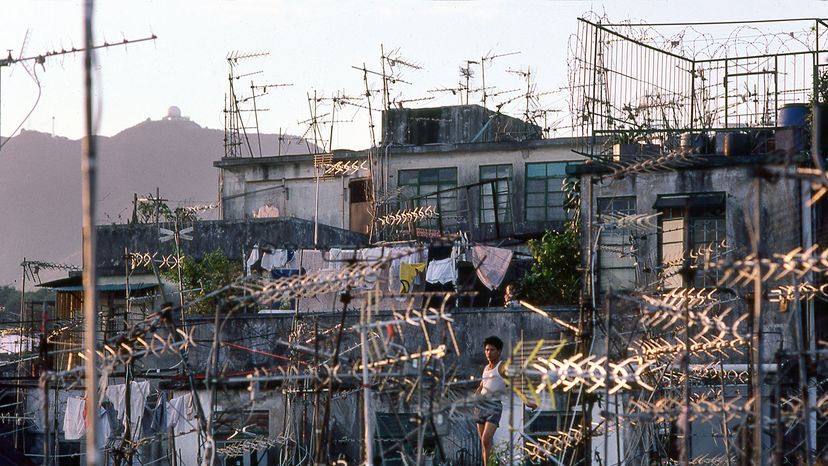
[166,393,195,434]
[63,397,85,440]
[245,246,260,275]
[105,380,150,439]
[426,258,457,284]
[260,250,288,271]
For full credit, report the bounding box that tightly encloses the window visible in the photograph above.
[480,164,512,224]
[656,193,726,289]
[525,162,572,222]
[398,167,458,228]
[597,197,637,291]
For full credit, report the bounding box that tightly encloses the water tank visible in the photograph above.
[777,103,810,154]
[680,133,708,154]
[723,132,750,156]
[778,103,809,127]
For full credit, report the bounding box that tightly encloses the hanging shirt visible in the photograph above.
[105,380,150,440]
[166,393,195,434]
[63,396,86,440]
[426,258,457,284]
[141,393,167,437]
[254,204,280,218]
[471,246,514,290]
[260,250,288,271]
[245,246,260,275]
[400,263,426,293]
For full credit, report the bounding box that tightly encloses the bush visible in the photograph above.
[516,227,580,306]
[163,249,242,314]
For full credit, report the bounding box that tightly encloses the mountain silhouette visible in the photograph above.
[0,117,315,287]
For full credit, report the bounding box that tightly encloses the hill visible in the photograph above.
[0,118,314,287]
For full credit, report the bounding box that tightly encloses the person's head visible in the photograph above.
[483,335,504,363]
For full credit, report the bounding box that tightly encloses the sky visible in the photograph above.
[0,0,826,153]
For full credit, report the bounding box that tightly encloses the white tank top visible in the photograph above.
[480,361,506,396]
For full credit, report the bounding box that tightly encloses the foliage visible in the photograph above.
[162,249,242,314]
[137,196,198,224]
[0,286,55,319]
[516,226,581,306]
[816,68,828,104]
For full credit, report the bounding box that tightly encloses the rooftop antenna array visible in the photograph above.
[379,45,422,110]
[479,50,520,108]
[248,81,292,157]
[224,50,269,158]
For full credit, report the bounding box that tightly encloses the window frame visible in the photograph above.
[397,167,459,229]
[656,193,727,289]
[597,196,638,292]
[479,164,513,225]
[525,162,572,223]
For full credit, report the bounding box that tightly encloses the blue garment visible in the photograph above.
[271,268,303,279]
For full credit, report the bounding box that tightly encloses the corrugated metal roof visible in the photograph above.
[47,283,157,293]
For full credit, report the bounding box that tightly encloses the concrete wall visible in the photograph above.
[577,161,806,465]
[216,139,584,240]
[381,105,542,145]
[95,218,368,276]
[165,307,577,464]
[581,163,800,340]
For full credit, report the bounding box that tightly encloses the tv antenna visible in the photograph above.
[248,81,292,157]
[459,60,478,105]
[224,51,269,157]
[0,32,157,152]
[507,66,536,122]
[380,45,421,110]
[479,50,520,108]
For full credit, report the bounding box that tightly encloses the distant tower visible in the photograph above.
[163,106,189,121]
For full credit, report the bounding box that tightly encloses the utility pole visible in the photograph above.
[81,0,101,463]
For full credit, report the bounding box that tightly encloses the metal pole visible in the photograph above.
[15,260,26,450]
[81,1,100,463]
[360,295,373,465]
[751,177,763,466]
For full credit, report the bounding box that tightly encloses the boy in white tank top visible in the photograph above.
[475,335,506,465]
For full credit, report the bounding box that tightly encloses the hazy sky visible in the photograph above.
[1,0,825,152]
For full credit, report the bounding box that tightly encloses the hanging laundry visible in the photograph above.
[96,404,114,450]
[141,393,167,438]
[105,380,151,440]
[400,262,426,293]
[271,268,302,279]
[426,257,457,284]
[260,249,288,271]
[358,248,388,289]
[328,249,357,270]
[245,246,260,275]
[471,245,514,290]
[166,393,195,434]
[387,247,427,294]
[64,396,86,440]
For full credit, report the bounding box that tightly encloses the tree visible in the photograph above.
[136,195,198,224]
[162,249,242,314]
[516,227,581,306]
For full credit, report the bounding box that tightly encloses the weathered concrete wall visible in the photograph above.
[381,105,542,145]
[577,161,804,466]
[169,307,576,464]
[219,150,369,227]
[581,163,801,347]
[96,218,368,276]
[216,138,584,240]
